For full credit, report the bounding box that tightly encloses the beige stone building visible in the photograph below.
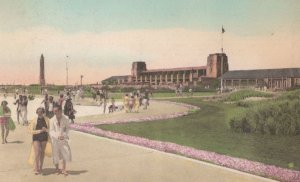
[102,53,229,86]
[220,68,300,90]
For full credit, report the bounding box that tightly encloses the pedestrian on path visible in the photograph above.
[64,97,76,124]
[28,107,52,175]
[21,95,28,125]
[123,94,129,113]
[50,104,72,176]
[134,93,140,113]
[46,96,55,119]
[14,94,23,125]
[0,101,12,144]
[58,94,65,107]
[41,94,49,115]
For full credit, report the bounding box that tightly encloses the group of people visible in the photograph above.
[175,84,184,97]
[61,88,84,102]
[123,90,150,113]
[0,96,73,176]
[28,104,72,176]
[41,93,76,124]
[91,88,108,106]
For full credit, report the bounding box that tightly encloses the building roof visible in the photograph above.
[221,68,300,79]
[102,75,131,82]
[142,66,207,73]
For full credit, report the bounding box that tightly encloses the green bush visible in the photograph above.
[278,89,300,100]
[224,89,273,102]
[236,101,252,108]
[230,99,300,136]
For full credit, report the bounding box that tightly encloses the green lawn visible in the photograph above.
[99,98,300,171]
[151,92,216,98]
[84,91,216,100]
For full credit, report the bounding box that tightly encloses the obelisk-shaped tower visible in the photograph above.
[39,54,46,86]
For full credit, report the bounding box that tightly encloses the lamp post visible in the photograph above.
[80,75,84,86]
[66,55,69,87]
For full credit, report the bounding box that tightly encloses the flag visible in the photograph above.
[222,26,225,33]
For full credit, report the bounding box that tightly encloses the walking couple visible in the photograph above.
[28,104,72,176]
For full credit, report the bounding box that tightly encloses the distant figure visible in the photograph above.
[21,95,28,125]
[103,97,107,114]
[58,94,65,107]
[44,89,48,95]
[3,89,7,100]
[64,97,76,124]
[189,88,193,97]
[92,89,97,101]
[179,84,183,96]
[72,90,76,101]
[96,89,100,102]
[41,94,49,113]
[145,89,150,106]
[46,96,55,119]
[99,90,104,106]
[14,94,23,125]
[123,94,129,113]
[134,93,140,113]
[142,95,148,110]
[109,97,116,113]
[102,90,108,114]
[129,96,134,112]
[0,101,12,144]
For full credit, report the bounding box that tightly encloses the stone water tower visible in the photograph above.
[39,54,46,86]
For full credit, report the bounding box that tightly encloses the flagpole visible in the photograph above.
[221,26,224,53]
[221,32,223,53]
[66,56,69,87]
[220,26,224,93]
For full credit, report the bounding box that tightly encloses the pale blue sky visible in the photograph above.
[0,0,300,84]
[1,0,299,35]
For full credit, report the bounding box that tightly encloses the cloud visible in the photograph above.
[0,27,299,84]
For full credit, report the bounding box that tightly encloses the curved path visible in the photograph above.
[0,97,276,182]
[0,126,275,182]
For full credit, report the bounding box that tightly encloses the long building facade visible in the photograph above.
[102,53,229,86]
[221,68,300,90]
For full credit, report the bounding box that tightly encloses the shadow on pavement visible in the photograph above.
[7,140,24,144]
[42,168,88,176]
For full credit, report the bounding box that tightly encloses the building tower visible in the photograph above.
[131,61,147,82]
[39,54,46,86]
[206,53,229,78]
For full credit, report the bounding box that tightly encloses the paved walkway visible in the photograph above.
[1,97,191,124]
[0,96,278,181]
[0,125,277,182]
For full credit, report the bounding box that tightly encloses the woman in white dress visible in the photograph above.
[49,104,72,176]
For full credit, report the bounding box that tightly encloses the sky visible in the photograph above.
[0,0,300,85]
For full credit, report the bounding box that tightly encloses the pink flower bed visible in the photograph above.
[71,101,300,182]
